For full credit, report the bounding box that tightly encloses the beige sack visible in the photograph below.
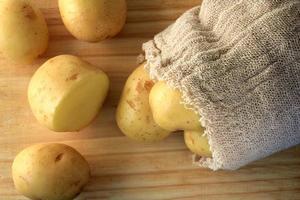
[142,0,300,170]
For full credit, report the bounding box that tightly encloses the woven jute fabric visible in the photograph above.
[142,0,300,170]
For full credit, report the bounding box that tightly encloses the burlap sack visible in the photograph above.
[142,0,300,170]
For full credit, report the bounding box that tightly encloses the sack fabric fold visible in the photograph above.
[142,0,300,170]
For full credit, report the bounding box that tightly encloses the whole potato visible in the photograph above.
[12,143,90,200]
[28,55,109,132]
[149,81,201,132]
[116,64,171,142]
[59,0,127,42]
[184,130,212,157]
[0,0,48,63]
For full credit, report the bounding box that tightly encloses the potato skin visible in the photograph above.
[0,0,48,63]
[116,64,171,142]
[184,130,212,158]
[59,0,127,42]
[149,81,201,132]
[28,55,109,132]
[12,143,90,200]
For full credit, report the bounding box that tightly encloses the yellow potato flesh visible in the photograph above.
[53,74,109,131]
[0,0,48,63]
[12,143,90,200]
[184,130,212,158]
[58,0,127,42]
[116,64,171,142]
[149,81,201,132]
[28,55,109,132]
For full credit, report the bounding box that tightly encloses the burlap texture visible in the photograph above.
[142,0,300,170]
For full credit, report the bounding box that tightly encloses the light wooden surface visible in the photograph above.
[0,1,300,199]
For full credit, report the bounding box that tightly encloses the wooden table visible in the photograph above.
[1,1,299,199]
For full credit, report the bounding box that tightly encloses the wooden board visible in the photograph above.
[0,0,299,199]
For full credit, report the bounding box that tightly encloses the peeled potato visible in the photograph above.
[0,0,48,63]
[28,55,109,132]
[116,64,171,142]
[59,0,127,42]
[12,143,90,200]
[184,130,212,157]
[149,81,201,132]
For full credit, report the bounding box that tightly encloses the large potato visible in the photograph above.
[28,55,109,132]
[184,130,212,157]
[149,81,201,132]
[0,0,48,63]
[12,143,90,200]
[116,64,171,142]
[59,0,127,42]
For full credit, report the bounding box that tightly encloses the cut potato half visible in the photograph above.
[28,55,109,132]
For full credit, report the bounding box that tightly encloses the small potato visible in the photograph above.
[149,81,201,132]
[116,64,171,142]
[28,55,109,132]
[0,0,48,63]
[184,130,212,158]
[59,0,127,42]
[12,143,90,200]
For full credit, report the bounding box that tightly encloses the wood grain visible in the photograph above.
[0,0,299,199]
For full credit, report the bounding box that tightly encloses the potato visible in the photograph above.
[116,64,171,142]
[149,81,201,132]
[0,0,48,64]
[59,0,127,42]
[28,55,109,132]
[12,143,90,200]
[184,130,212,157]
